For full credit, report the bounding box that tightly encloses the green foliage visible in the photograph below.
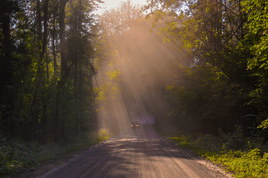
[243,0,268,71]
[0,0,98,142]
[258,119,268,129]
[207,149,268,178]
[195,134,223,153]
[94,69,121,112]
[146,0,268,139]
[96,128,110,141]
[218,127,248,151]
[169,136,191,148]
[169,133,268,178]
[241,0,268,130]
[165,63,236,134]
[0,133,106,176]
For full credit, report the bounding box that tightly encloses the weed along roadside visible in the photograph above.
[169,134,268,178]
[0,129,110,177]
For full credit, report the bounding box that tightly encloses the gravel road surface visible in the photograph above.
[37,127,233,178]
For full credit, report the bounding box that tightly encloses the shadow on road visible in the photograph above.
[38,125,231,178]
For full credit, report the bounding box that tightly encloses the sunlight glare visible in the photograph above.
[96,0,148,14]
[95,2,185,137]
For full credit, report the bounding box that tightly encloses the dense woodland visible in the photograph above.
[0,0,101,143]
[0,0,268,144]
[145,0,268,139]
[95,0,268,142]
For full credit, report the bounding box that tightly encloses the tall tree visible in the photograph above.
[53,0,69,142]
[0,0,100,142]
[0,0,19,136]
[144,0,267,135]
[243,0,268,130]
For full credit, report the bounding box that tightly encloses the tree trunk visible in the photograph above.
[60,0,68,75]
[51,1,59,77]
[0,0,16,137]
[54,0,68,142]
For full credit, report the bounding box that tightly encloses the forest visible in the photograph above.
[0,0,267,156]
[0,0,268,176]
[143,0,268,137]
[0,0,100,143]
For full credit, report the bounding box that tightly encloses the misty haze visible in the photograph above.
[1,0,267,177]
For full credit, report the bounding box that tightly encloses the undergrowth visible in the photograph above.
[0,129,110,176]
[168,130,268,178]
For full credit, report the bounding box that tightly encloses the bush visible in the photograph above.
[96,128,110,141]
[168,132,268,177]
[0,133,109,176]
[208,149,268,178]
[218,127,247,151]
[0,138,40,174]
[194,134,223,153]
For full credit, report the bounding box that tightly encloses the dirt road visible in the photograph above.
[37,127,232,178]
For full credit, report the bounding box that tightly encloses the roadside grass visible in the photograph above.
[0,129,110,176]
[168,135,268,178]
